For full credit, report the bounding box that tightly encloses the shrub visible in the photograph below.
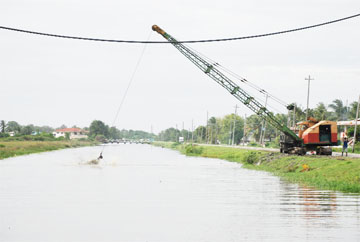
[242,151,259,164]
[171,142,180,149]
[185,144,203,155]
[34,136,45,141]
[248,142,259,147]
[285,162,298,172]
[0,133,9,138]
[0,144,5,148]
[265,141,280,148]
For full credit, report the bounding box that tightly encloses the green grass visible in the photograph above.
[0,140,98,160]
[153,141,360,193]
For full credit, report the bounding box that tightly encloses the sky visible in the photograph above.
[1,0,359,133]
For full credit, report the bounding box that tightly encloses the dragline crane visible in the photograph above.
[152,25,337,155]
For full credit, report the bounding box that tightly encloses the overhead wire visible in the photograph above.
[0,13,359,44]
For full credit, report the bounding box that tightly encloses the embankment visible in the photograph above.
[154,142,360,193]
[0,140,98,160]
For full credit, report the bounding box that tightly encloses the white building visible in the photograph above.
[53,128,88,139]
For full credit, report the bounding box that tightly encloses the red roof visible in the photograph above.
[55,128,82,133]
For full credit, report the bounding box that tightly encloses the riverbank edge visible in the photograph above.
[0,140,99,160]
[153,142,360,193]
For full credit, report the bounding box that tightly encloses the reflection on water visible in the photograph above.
[0,144,359,242]
[280,183,339,218]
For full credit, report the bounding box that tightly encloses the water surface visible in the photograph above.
[1,144,359,241]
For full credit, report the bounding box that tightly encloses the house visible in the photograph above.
[53,128,88,139]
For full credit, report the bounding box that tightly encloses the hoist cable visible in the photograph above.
[0,13,359,44]
[185,44,289,109]
[99,31,152,157]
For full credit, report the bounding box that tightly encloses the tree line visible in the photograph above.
[88,120,156,142]
[0,120,156,141]
[157,99,360,144]
[1,98,359,143]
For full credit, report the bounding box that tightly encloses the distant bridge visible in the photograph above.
[103,139,151,144]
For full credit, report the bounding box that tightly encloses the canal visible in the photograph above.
[1,144,360,241]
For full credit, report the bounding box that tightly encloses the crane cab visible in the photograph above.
[282,118,338,155]
[297,118,337,155]
[297,120,337,146]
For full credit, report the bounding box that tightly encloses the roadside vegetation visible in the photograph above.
[154,142,360,193]
[0,140,97,160]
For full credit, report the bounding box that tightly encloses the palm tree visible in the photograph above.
[349,101,359,120]
[328,99,348,121]
[313,102,329,120]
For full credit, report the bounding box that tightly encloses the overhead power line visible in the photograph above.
[0,13,359,44]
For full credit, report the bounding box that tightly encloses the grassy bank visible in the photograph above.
[154,142,360,193]
[0,140,98,160]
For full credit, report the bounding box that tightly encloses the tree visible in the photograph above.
[38,126,54,133]
[206,116,218,144]
[6,121,21,133]
[57,124,67,130]
[1,120,6,133]
[347,126,360,141]
[246,114,263,142]
[89,120,109,138]
[328,99,348,121]
[193,126,206,143]
[294,104,306,122]
[262,113,287,142]
[65,132,70,140]
[109,126,121,139]
[349,101,359,120]
[158,127,180,142]
[21,125,34,135]
[217,115,233,144]
[313,102,330,121]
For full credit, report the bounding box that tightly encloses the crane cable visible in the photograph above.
[185,44,288,113]
[97,31,152,161]
[0,13,359,44]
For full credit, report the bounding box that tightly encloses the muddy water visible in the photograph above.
[1,144,359,242]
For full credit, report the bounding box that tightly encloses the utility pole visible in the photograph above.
[228,122,232,145]
[260,94,269,145]
[345,99,349,120]
[292,103,296,128]
[305,75,314,121]
[182,121,184,141]
[175,124,178,142]
[206,111,209,144]
[215,123,219,145]
[210,123,213,144]
[191,119,194,143]
[352,95,360,153]
[201,122,204,143]
[187,126,191,142]
[243,114,247,145]
[232,104,238,146]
